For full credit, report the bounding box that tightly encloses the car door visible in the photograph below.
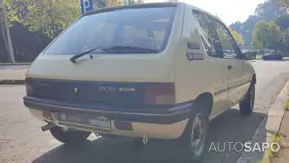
[192,11,231,117]
[214,21,250,106]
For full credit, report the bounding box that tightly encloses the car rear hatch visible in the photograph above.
[26,4,183,106]
[26,54,176,105]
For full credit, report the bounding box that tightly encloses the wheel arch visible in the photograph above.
[193,92,214,117]
[252,74,256,85]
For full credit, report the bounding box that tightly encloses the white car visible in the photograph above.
[23,2,256,162]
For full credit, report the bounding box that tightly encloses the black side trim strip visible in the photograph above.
[214,80,251,96]
[229,80,251,90]
[214,87,229,96]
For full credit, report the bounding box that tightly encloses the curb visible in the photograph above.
[0,80,25,85]
[237,81,289,163]
[0,63,30,66]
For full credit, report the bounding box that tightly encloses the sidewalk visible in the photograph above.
[237,81,289,163]
[0,66,27,84]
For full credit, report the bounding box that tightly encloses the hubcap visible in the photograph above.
[191,113,206,156]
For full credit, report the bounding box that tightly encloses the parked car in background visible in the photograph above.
[262,51,283,60]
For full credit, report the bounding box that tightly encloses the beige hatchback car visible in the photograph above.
[24,2,256,162]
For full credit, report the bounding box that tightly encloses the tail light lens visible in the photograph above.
[25,77,34,95]
[144,83,175,105]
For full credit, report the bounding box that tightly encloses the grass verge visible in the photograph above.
[268,132,285,160]
[284,100,289,111]
[258,132,285,163]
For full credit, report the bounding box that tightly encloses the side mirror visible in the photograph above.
[243,52,256,60]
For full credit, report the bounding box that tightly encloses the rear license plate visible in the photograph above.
[56,113,111,130]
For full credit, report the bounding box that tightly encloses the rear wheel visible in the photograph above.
[239,83,255,115]
[50,127,91,144]
[178,106,209,162]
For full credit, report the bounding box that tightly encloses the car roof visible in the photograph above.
[83,2,224,24]
[83,2,178,16]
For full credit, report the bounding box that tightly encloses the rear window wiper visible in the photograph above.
[102,46,159,53]
[70,46,159,63]
[70,48,98,63]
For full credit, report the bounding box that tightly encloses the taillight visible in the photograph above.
[144,83,175,105]
[25,77,34,95]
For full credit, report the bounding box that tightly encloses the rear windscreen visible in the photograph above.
[43,7,176,55]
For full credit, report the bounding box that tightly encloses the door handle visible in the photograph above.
[227,65,233,71]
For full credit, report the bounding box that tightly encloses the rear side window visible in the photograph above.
[214,22,242,59]
[192,10,223,58]
[44,7,176,55]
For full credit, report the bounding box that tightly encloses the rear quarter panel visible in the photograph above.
[174,5,217,104]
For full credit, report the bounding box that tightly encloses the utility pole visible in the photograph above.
[48,0,55,38]
[0,0,15,63]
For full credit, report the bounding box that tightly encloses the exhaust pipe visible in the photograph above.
[41,123,55,132]
[143,135,148,145]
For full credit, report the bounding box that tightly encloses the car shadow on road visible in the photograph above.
[31,108,266,163]
[261,58,289,61]
[204,108,266,163]
[280,58,289,61]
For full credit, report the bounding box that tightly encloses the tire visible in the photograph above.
[178,104,209,163]
[239,83,255,115]
[50,127,91,144]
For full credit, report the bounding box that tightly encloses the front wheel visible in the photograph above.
[50,126,91,144]
[178,110,209,162]
[239,83,255,115]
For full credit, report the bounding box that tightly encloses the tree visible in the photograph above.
[268,21,282,41]
[252,20,270,48]
[230,15,261,46]
[277,0,289,8]
[166,0,179,2]
[252,20,282,50]
[274,14,289,31]
[230,21,242,33]
[4,0,143,39]
[254,0,285,21]
[229,28,245,45]
[230,0,285,46]
[105,0,122,7]
[4,0,80,39]
[123,0,143,5]
[283,28,289,48]
[266,21,283,51]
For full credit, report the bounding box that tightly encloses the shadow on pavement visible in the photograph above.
[32,108,265,163]
[261,58,289,61]
[204,108,265,163]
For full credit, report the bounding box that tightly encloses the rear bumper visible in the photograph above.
[23,96,192,124]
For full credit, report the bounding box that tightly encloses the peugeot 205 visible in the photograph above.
[23,2,256,162]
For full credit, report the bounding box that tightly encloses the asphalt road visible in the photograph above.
[1,60,289,163]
